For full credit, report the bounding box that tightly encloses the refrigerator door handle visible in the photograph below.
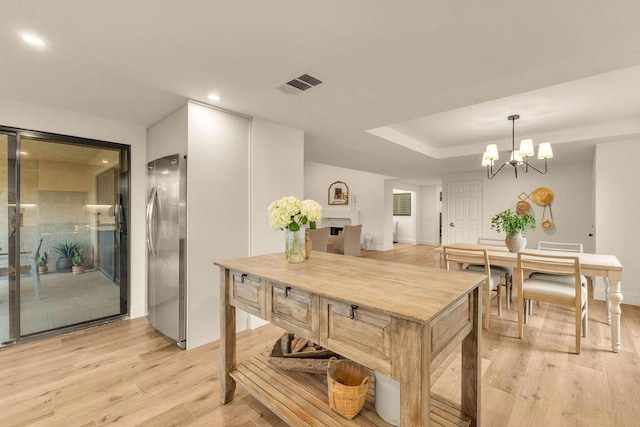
[146,187,158,256]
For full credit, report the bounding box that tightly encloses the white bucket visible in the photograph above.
[374,372,400,426]
[363,233,375,250]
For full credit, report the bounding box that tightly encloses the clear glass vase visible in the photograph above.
[285,228,306,263]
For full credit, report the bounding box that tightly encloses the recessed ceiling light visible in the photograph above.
[102,160,109,164]
[21,33,46,47]
[207,93,221,102]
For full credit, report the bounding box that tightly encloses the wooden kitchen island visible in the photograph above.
[216,252,484,426]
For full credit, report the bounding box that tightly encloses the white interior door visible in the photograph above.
[447,180,482,244]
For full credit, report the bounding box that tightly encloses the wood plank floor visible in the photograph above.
[1,244,639,426]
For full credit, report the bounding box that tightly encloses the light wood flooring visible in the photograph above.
[1,244,639,426]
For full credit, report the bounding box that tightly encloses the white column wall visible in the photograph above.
[249,117,304,329]
[594,140,640,305]
[147,105,188,160]
[250,118,304,256]
[0,97,148,318]
[419,185,441,246]
[186,102,251,349]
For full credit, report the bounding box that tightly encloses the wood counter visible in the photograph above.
[216,252,484,426]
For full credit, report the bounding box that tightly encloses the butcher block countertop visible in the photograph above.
[216,251,484,325]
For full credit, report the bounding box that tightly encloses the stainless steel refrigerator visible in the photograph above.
[146,154,187,348]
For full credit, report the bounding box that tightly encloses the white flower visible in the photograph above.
[300,199,322,223]
[267,196,322,231]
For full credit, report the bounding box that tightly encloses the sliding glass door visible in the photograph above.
[0,132,16,343]
[0,128,129,345]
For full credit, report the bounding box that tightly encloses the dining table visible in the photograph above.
[434,243,624,353]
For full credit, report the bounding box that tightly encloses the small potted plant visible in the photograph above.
[53,241,82,272]
[491,209,536,252]
[72,249,85,274]
[37,250,49,274]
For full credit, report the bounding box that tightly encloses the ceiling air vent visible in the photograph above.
[278,73,324,95]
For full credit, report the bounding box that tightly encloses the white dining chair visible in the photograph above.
[517,251,587,354]
[526,241,589,314]
[471,238,513,310]
[444,245,502,330]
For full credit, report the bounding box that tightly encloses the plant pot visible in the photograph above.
[56,257,73,272]
[305,229,312,259]
[72,266,85,274]
[505,233,526,253]
[38,266,48,275]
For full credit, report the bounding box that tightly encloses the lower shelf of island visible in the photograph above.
[230,352,471,427]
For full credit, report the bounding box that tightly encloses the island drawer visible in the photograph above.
[270,283,318,340]
[230,271,266,317]
[322,298,392,374]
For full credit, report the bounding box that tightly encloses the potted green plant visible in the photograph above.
[53,241,82,272]
[490,209,536,252]
[37,250,49,274]
[71,249,85,274]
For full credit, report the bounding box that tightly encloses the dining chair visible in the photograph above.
[307,227,330,252]
[328,224,362,256]
[528,241,589,313]
[517,251,587,354]
[534,241,588,284]
[443,245,502,330]
[471,238,513,310]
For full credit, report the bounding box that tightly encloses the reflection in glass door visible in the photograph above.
[0,127,129,345]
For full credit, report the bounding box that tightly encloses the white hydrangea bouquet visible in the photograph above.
[268,196,322,262]
[268,196,322,232]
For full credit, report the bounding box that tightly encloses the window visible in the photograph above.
[393,193,411,216]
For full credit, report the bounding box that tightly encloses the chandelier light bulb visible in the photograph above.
[537,142,553,159]
[519,139,534,157]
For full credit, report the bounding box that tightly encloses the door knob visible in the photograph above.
[449,222,455,227]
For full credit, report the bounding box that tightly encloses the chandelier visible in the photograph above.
[482,115,553,179]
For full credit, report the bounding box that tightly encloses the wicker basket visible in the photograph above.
[327,357,371,420]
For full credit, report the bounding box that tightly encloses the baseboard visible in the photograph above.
[129,304,146,319]
[397,238,416,244]
[593,281,640,306]
[417,239,440,246]
[249,316,270,329]
[372,244,394,251]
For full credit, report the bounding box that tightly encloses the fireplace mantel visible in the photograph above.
[321,209,361,227]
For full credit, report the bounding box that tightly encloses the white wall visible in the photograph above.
[250,118,304,256]
[419,185,441,245]
[186,102,251,349]
[594,140,640,305]
[442,162,595,252]
[147,105,188,160]
[0,97,148,318]
[249,118,304,329]
[305,161,391,250]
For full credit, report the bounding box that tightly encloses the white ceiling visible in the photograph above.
[3,1,640,184]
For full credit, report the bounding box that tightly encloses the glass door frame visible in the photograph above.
[0,125,131,346]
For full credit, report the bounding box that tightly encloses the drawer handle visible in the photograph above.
[350,305,359,320]
[285,286,291,298]
[233,273,248,283]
